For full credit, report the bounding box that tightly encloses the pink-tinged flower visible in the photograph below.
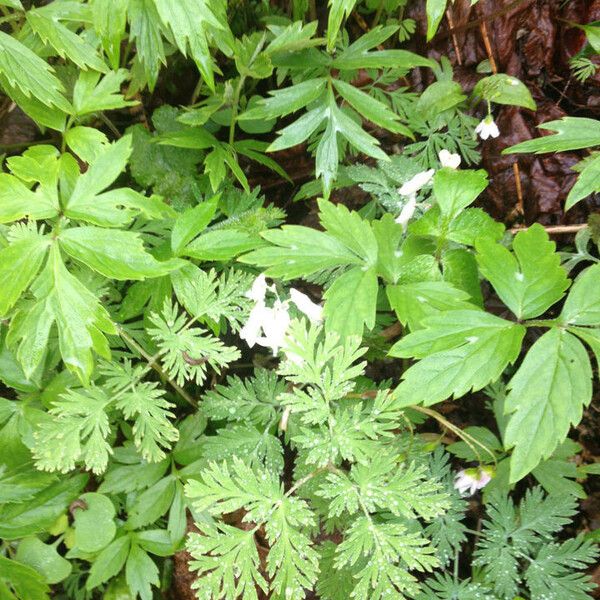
[454,467,493,496]
[398,169,435,197]
[395,195,417,231]
[438,149,461,169]
[475,116,500,140]
[289,288,323,323]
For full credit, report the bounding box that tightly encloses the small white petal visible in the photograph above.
[289,288,323,323]
[395,195,417,231]
[398,169,435,197]
[245,274,268,302]
[476,117,500,140]
[438,149,461,169]
[239,302,270,347]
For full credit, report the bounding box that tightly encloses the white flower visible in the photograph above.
[239,301,271,348]
[438,149,461,169]
[289,289,323,323]
[259,300,291,355]
[245,273,269,303]
[398,169,435,197]
[475,116,500,140]
[454,467,493,496]
[395,195,417,231]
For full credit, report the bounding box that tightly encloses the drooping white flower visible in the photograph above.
[454,467,493,496]
[259,300,291,355]
[245,273,269,303]
[475,115,500,140]
[395,195,417,231]
[398,169,435,197]
[239,301,271,348]
[438,149,461,169]
[289,289,323,323]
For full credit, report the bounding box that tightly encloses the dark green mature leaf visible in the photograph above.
[476,224,570,319]
[391,311,525,407]
[87,535,131,590]
[473,74,536,110]
[505,329,593,482]
[125,543,159,600]
[566,153,600,210]
[506,117,600,154]
[416,80,466,120]
[92,0,127,70]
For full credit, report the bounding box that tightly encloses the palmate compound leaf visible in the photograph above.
[390,310,526,408]
[476,224,570,320]
[504,328,593,482]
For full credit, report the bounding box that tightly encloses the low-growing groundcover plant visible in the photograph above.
[0,1,599,599]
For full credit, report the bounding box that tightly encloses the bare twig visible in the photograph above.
[446,7,463,66]
[509,223,588,234]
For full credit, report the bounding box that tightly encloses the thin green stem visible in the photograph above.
[228,75,246,146]
[372,0,385,28]
[117,326,197,407]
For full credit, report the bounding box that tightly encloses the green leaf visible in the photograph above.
[476,224,570,320]
[125,544,159,600]
[566,153,600,211]
[171,196,219,255]
[183,229,264,262]
[560,263,600,326]
[152,0,226,90]
[391,310,525,407]
[0,174,58,223]
[327,0,357,50]
[268,105,327,152]
[332,78,412,136]
[387,281,474,331]
[240,226,360,279]
[446,208,505,246]
[60,227,183,280]
[0,236,49,317]
[72,69,136,116]
[323,266,378,338]
[27,10,108,73]
[92,0,128,70]
[87,535,131,590]
[433,168,488,220]
[426,0,448,40]
[128,0,166,89]
[64,126,109,163]
[416,80,466,120]
[504,329,593,482]
[42,247,117,383]
[473,74,536,110]
[240,78,327,120]
[0,555,50,600]
[15,537,71,585]
[126,476,176,530]
[505,117,600,154]
[73,493,117,553]
[0,31,71,111]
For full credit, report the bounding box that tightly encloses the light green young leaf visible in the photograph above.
[433,168,488,219]
[560,263,600,326]
[0,31,71,111]
[327,0,357,50]
[128,0,166,89]
[426,0,447,40]
[0,174,58,223]
[506,117,600,154]
[183,229,263,262]
[391,310,525,407]
[566,153,600,211]
[127,475,176,530]
[473,74,536,110]
[323,266,378,338]
[240,226,361,279]
[64,126,109,163]
[72,492,117,553]
[505,329,593,482]
[416,80,466,120]
[87,535,131,590]
[60,226,183,280]
[387,281,475,331]
[92,0,128,70]
[0,235,49,317]
[268,105,328,152]
[32,387,113,475]
[15,537,71,585]
[72,69,137,116]
[476,224,570,319]
[0,554,50,600]
[26,10,108,73]
[171,196,219,255]
[125,543,159,600]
